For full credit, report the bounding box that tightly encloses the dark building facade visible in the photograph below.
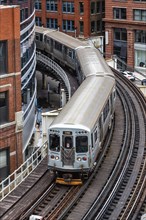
[104,0,146,72]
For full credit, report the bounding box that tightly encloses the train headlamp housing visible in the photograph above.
[77,156,87,161]
[83,156,87,161]
[77,157,82,161]
[51,155,55,159]
[50,155,59,160]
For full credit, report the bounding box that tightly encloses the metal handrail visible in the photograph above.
[0,141,47,201]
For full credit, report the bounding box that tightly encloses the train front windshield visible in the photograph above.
[76,136,88,153]
[49,134,60,151]
[49,132,88,153]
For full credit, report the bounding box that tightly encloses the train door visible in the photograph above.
[62,132,75,166]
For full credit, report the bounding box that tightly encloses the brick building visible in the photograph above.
[104,0,146,72]
[0,5,23,180]
[35,0,105,38]
[0,0,36,180]
[35,0,146,72]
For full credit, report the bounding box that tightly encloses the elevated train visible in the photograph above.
[35,26,116,185]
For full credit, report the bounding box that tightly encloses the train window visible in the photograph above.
[54,41,62,52]
[103,100,110,122]
[94,130,97,142]
[44,36,47,43]
[49,134,60,151]
[76,136,88,153]
[63,136,73,149]
[35,33,43,42]
[67,49,74,59]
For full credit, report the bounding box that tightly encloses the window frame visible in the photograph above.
[134,9,146,21]
[0,91,9,124]
[0,41,7,75]
[113,7,126,19]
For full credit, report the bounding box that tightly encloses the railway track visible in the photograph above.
[0,70,145,220]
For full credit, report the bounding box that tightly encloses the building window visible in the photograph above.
[113,8,126,19]
[0,92,8,124]
[135,30,146,44]
[79,21,84,34]
[62,20,74,31]
[114,28,127,41]
[97,2,100,13]
[20,8,29,22]
[46,0,57,11]
[102,1,105,13]
[135,50,146,67]
[91,21,96,33]
[62,2,74,13]
[46,18,58,29]
[35,17,42,26]
[0,148,10,181]
[114,28,127,62]
[91,2,96,14]
[134,9,146,21]
[0,41,7,75]
[35,0,41,10]
[97,20,101,32]
[79,2,84,14]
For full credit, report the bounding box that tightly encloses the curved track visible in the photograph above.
[0,69,145,220]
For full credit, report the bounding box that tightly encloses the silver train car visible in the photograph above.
[35,26,87,74]
[35,26,116,185]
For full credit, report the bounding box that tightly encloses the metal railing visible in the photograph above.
[0,141,47,201]
[36,51,71,100]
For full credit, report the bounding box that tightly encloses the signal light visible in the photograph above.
[83,157,87,161]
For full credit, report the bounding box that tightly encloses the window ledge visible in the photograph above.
[0,121,16,129]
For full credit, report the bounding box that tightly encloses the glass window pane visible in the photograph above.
[0,41,7,74]
[49,134,60,151]
[76,136,88,153]
[65,136,72,149]
[0,150,7,168]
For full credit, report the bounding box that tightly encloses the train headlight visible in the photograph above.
[51,155,55,159]
[77,157,81,161]
[55,156,59,160]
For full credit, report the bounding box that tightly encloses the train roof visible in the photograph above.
[47,32,87,49]
[35,26,87,49]
[35,26,55,35]
[76,47,114,78]
[50,75,115,131]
